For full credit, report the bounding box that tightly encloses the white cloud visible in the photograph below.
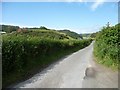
[1,22,40,28]
[91,0,105,11]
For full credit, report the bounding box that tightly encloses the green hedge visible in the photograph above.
[2,33,92,87]
[94,24,119,69]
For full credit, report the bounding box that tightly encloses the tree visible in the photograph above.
[39,26,48,30]
[1,25,19,33]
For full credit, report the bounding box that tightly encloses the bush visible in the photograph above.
[94,24,119,69]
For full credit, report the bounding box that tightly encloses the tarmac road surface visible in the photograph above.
[13,42,118,88]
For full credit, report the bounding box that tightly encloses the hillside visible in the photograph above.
[12,29,73,40]
[58,30,83,39]
[1,25,83,40]
[79,33,91,39]
[90,32,99,38]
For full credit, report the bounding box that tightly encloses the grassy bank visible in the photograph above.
[94,24,119,70]
[2,30,92,88]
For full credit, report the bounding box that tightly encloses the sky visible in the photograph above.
[1,1,118,33]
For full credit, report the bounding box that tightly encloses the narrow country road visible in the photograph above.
[13,42,118,88]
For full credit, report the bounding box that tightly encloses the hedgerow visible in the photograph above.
[2,30,92,87]
[94,24,119,69]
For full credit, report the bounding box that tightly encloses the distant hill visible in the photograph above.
[1,25,50,33]
[90,32,99,38]
[79,33,91,37]
[80,32,100,39]
[58,30,83,39]
[1,25,20,33]
[1,25,84,40]
[14,29,73,40]
[79,33,91,39]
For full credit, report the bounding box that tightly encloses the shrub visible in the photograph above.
[94,24,119,69]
